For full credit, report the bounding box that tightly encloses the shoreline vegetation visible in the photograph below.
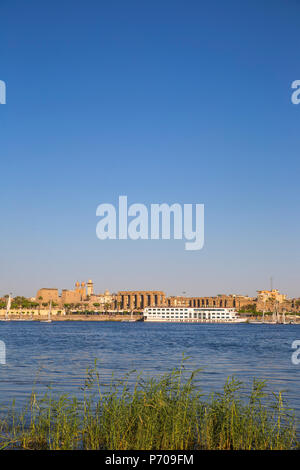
[0,313,144,322]
[1,314,300,323]
[0,361,298,450]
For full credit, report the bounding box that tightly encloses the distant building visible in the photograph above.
[86,280,94,297]
[36,288,59,304]
[34,282,298,314]
[115,291,166,310]
[168,294,255,310]
[36,280,92,307]
[61,289,82,305]
[61,281,87,305]
[89,289,114,308]
[257,289,286,304]
[75,281,86,299]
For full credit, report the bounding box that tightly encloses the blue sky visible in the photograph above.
[0,0,300,298]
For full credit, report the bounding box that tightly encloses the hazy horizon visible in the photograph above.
[3,273,297,301]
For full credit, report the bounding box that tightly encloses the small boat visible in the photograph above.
[267,304,281,324]
[40,301,53,323]
[128,311,135,322]
[15,316,34,321]
[282,311,286,325]
[122,311,136,322]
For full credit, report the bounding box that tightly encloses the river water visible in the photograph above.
[0,321,299,425]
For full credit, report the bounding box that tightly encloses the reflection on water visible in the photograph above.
[0,321,299,422]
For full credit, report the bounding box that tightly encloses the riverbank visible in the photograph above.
[1,312,300,323]
[246,314,300,324]
[0,365,297,450]
[0,314,144,322]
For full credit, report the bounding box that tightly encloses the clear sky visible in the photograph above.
[0,0,300,298]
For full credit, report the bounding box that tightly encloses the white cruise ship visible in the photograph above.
[144,307,246,323]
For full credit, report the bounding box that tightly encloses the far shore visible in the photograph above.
[0,313,144,322]
[1,313,300,323]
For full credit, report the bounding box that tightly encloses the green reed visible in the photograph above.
[0,360,298,450]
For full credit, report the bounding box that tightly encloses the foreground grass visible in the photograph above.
[0,362,298,450]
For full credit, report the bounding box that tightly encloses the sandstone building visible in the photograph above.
[89,289,114,309]
[256,289,287,312]
[34,281,299,313]
[115,291,166,310]
[36,288,59,304]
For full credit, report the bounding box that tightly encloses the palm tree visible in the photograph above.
[93,303,100,313]
[64,303,71,314]
[37,296,43,316]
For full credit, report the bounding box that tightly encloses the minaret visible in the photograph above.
[87,279,94,297]
[80,282,86,299]
[75,281,80,293]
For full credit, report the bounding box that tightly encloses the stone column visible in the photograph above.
[129,294,134,310]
